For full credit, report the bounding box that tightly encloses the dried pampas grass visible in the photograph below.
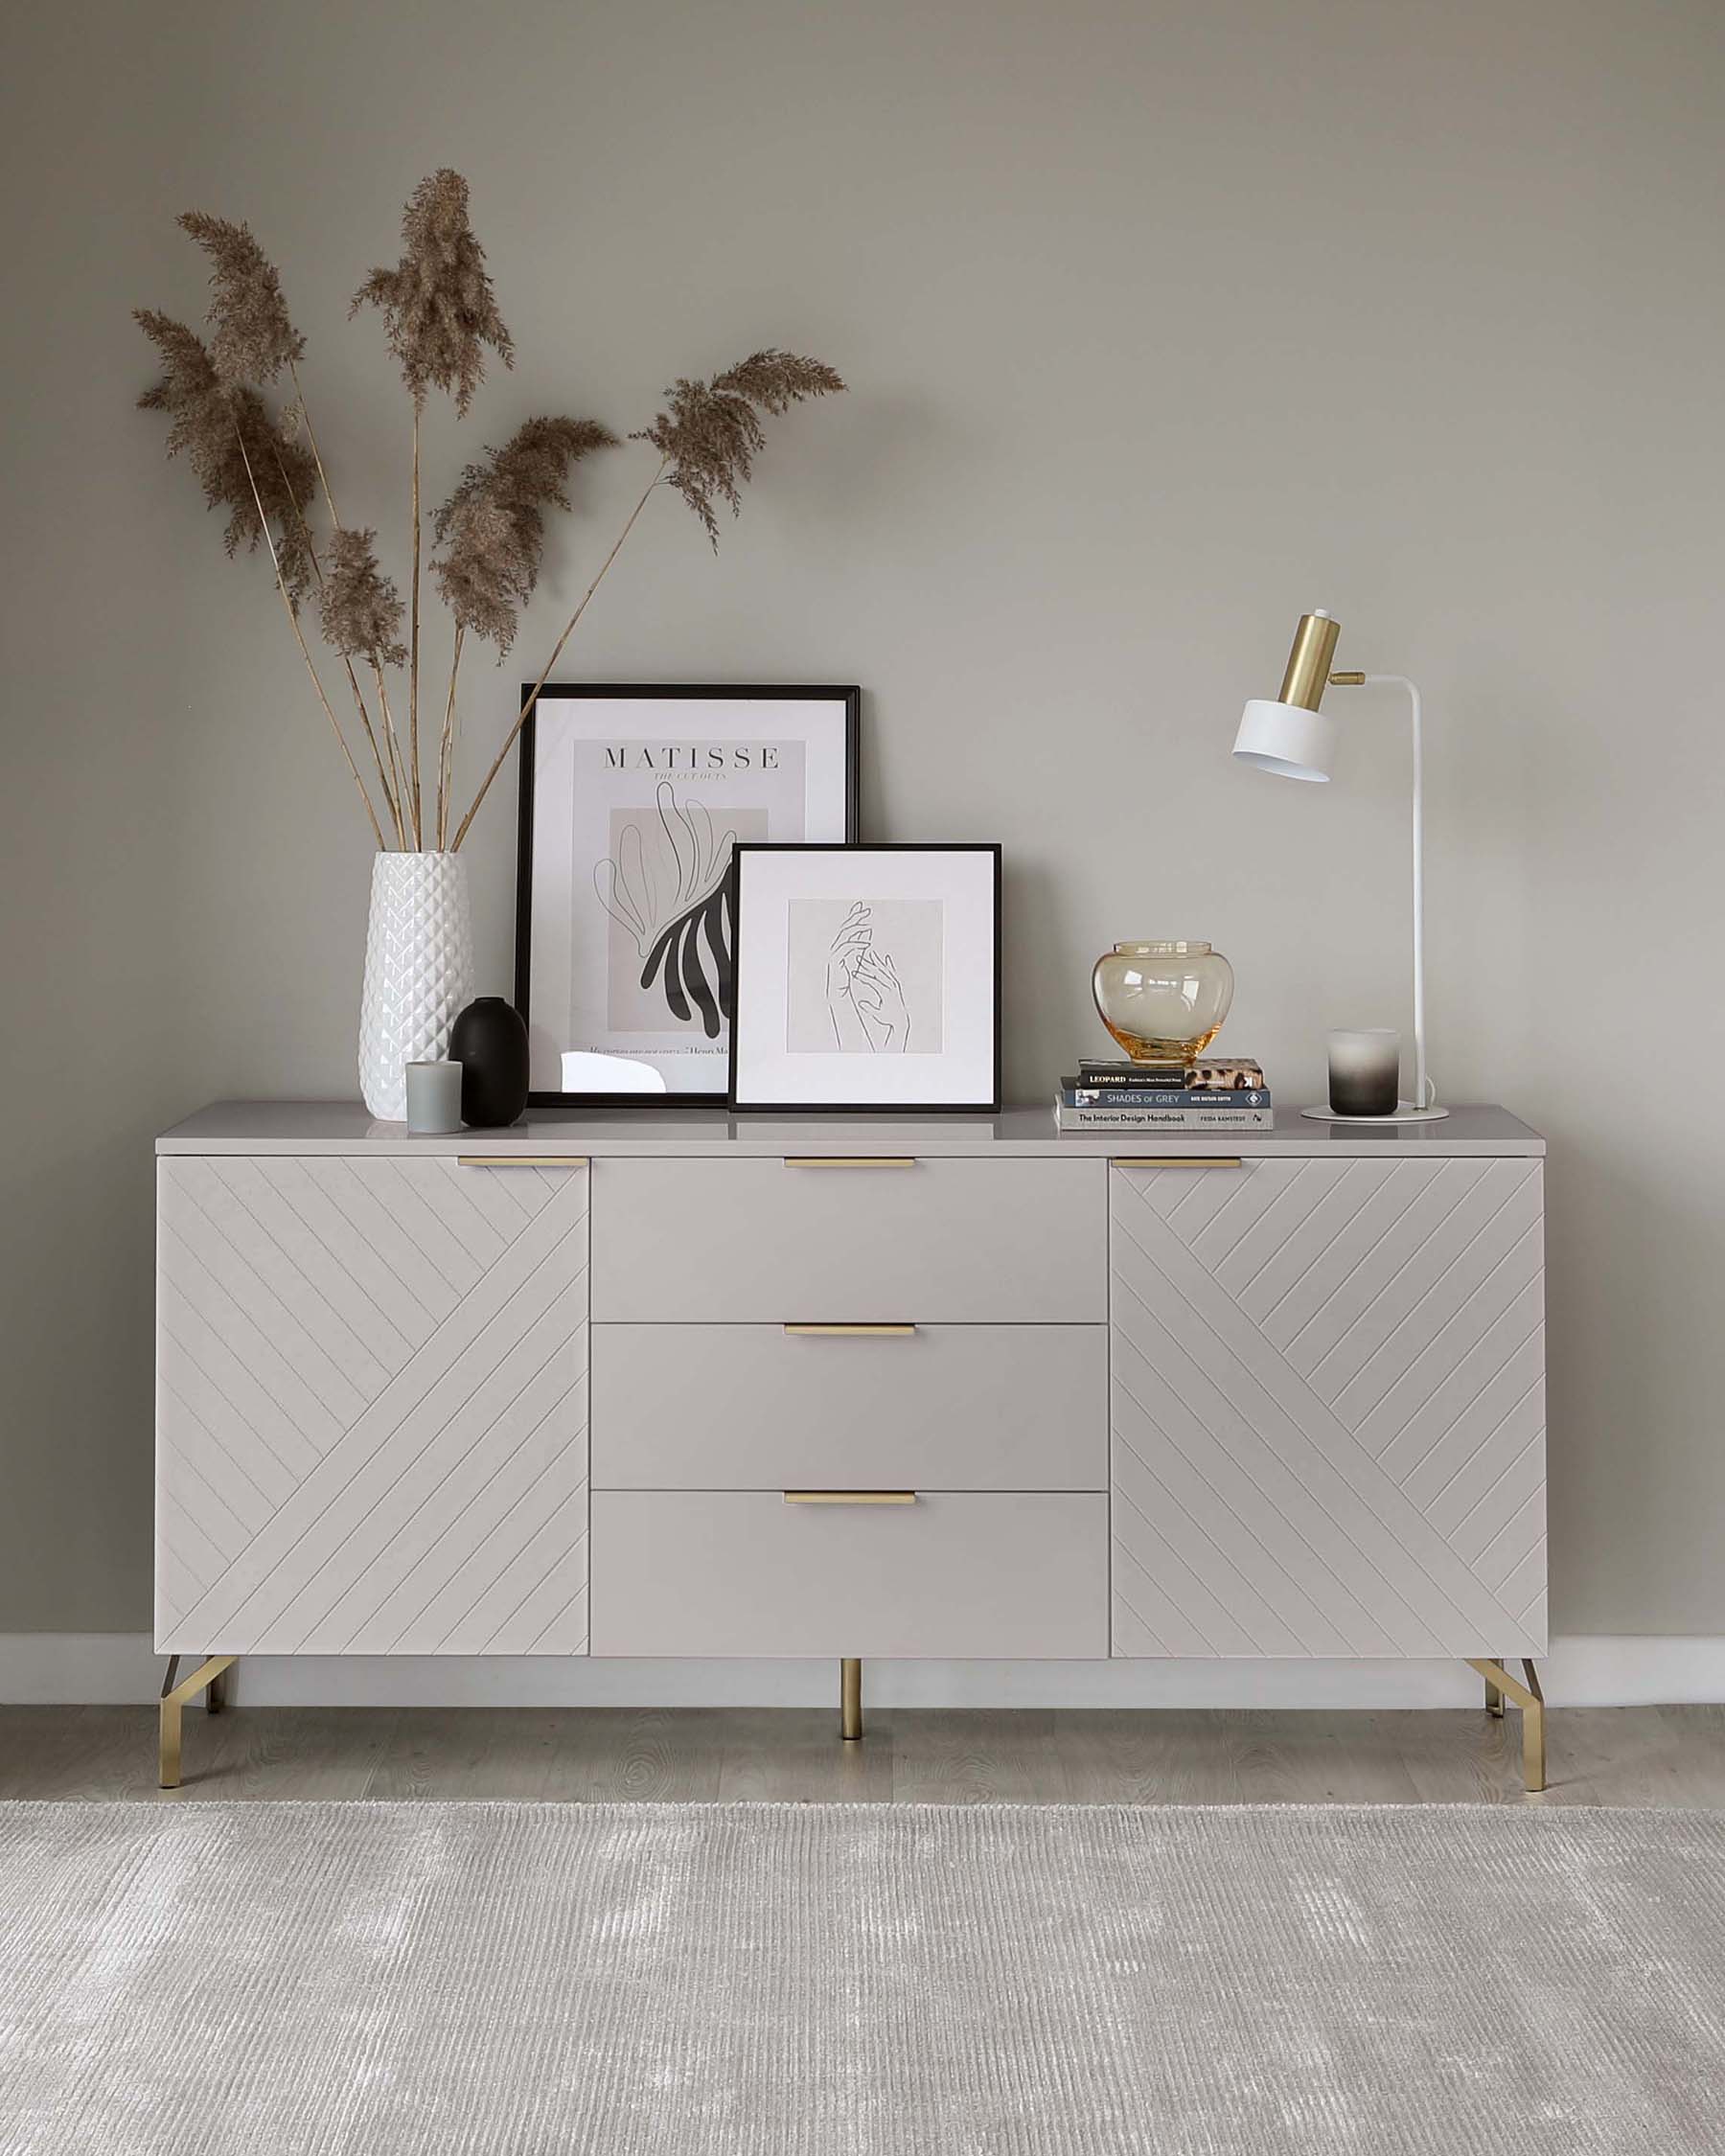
[431,416,617,652]
[428,417,615,842]
[352,169,518,842]
[450,352,842,848]
[145,222,408,842]
[135,310,318,601]
[351,169,514,416]
[137,172,845,855]
[319,529,407,671]
[135,308,384,845]
[177,212,306,388]
[633,350,846,545]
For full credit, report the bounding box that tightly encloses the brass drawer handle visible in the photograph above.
[784,1157,917,1169]
[457,1155,590,1168]
[784,1490,918,1504]
[1111,1157,1243,1169]
[783,1323,916,1338]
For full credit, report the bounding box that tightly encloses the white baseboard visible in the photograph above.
[2,1635,1722,1709]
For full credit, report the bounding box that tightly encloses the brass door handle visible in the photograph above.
[457,1156,590,1167]
[783,1323,916,1338]
[783,1157,917,1169]
[1110,1157,1243,1169]
[783,1491,918,1505]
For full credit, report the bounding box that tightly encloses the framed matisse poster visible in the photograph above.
[516,685,859,1106]
[728,843,1001,1113]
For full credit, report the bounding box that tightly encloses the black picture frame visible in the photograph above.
[515,684,860,1110]
[727,841,1002,1115]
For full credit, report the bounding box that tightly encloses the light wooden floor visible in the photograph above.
[2,1703,1720,1805]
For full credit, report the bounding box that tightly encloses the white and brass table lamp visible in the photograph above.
[1232,608,1447,1122]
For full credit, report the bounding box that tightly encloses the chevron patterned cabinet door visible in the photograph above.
[155,1157,590,1656]
[1109,1158,1546,1661]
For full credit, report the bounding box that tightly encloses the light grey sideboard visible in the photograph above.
[154,1103,1548,1788]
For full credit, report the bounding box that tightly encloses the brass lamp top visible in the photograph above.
[1277,610,1343,712]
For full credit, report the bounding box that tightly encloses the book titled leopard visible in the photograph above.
[1075,1056,1265,1091]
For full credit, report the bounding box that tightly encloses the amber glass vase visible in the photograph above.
[1091,941,1234,1062]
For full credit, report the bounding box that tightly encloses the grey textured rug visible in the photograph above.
[2,1803,1721,2154]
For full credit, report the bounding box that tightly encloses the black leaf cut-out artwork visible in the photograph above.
[639,881,733,1041]
[593,782,739,1041]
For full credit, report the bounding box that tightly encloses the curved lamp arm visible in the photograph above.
[1337,673,1435,1112]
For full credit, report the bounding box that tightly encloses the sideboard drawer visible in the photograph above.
[591,1158,1106,1321]
[592,1322,1107,1490]
[590,1491,1108,1658]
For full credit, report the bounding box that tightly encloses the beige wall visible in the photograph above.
[2,0,1720,1638]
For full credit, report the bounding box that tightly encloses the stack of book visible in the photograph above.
[1054,1057,1273,1132]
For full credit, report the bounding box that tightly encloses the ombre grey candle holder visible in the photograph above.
[1325,1028,1400,1117]
[1302,1027,1445,1125]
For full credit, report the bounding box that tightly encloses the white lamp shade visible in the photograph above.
[1232,698,1337,782]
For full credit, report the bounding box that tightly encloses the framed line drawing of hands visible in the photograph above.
[811,902,932,1055]
[515,686,858,1107]
[729,844,1001,1112]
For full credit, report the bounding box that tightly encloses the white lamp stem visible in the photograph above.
[1363,674,1433,1111]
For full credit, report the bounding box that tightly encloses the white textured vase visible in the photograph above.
[357,852,475,1121]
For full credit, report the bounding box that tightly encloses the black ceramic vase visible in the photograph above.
[450,998,530,1129]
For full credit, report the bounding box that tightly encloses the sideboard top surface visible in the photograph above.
[158,1101,1545,1158]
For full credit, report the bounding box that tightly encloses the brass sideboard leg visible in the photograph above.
[1484,1664,1505,1716]
[158,1656,180,1790]
[840,1657,863,1742]
[159,1655,238,1790]
[1465,1658,1546,1795]
[1519,1659,1546,1795]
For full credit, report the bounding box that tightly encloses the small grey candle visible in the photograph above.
[404,1060,463,1135]
[1327,1028,1400,1117]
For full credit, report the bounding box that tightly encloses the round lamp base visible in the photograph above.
[1300,1102,1451,1125]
